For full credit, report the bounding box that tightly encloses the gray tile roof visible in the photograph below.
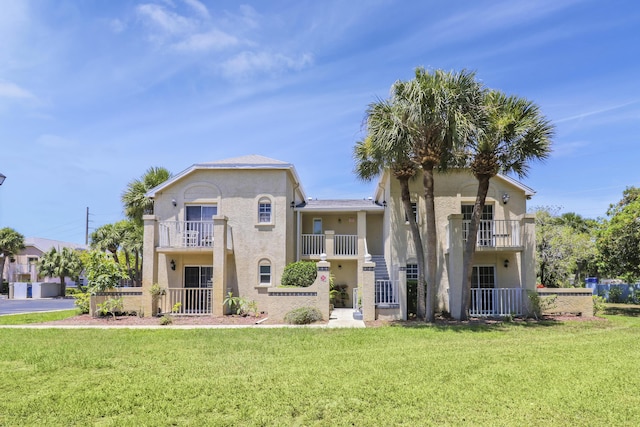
[197,155,291,168]
[298,199,384,211]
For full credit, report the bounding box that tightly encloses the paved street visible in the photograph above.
[0,298,76,316]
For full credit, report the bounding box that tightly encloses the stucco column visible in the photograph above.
[325,230,335,258]
[362,255,376,321]
[142,214,158,317]
[521,214,536,315]
[212,215,228,316]
[447,214,464,320]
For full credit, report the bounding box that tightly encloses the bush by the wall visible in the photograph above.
[284,306,323,324]
[74,292,90,314]
[281,261,317,287]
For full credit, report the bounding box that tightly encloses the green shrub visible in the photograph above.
[160,314,173,325]
[74,292,90,314]
[97,297,124,320]
[281,261,317,287]
[284,306,323,324]
[593,295,606,315]
[527,290,557,320]
[608,286,624,303]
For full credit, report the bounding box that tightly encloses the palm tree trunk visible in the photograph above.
[0,256,6,284]
[399,177,426,320]
[59,275,66,297]
[460,176,491,320]
[422,164,437,322]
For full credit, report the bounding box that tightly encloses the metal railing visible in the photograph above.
[469,288,523,317]
[375,280,399,306]
[163,288,212,315]
[159,221,214,248]
[301,234,358,256]
[463,220,521,248]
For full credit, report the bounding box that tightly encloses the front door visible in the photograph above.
[471,265,496,314]
[184,266,213,313]
[185,205,217,246]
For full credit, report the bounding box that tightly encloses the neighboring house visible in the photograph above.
[141,155,536,320]
[2,237,87,285]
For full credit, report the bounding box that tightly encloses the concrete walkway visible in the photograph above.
[326,307,365,328]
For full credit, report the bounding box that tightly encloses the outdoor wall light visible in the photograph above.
[170,259,176,270]
[172,199,177,207]
[383,200,387,208]
[0,172,6,186]
[504,259,510,268]
[502,193,510,204]
[338,264,342,270]
[290,201,295,209]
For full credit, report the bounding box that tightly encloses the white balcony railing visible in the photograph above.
[469,288,523,317]
[163,288,212,315]
[375,280,399,307]
[463,220,521,248]
[301,234,358,257]
[159,221,214,248]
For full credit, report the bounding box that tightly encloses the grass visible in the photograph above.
[0,309,78,325]
[1,315,639,426]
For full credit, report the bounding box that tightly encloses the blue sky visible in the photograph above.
[1,0,639,244]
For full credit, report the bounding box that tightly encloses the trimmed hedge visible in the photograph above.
[284,306,323,324]
[281,261,317,287]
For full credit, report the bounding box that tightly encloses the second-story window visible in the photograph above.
[258,199,272,223]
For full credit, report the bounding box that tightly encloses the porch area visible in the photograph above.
[469,288,524,317]
[159,287,213,315]
[462,220,523,249]
[301,233,358,258]
[158,220,214,248]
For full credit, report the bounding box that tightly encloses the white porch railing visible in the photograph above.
[301,234,358,257]
[463,220,521,248]
[469,288,523,317]
[163,288,212,315]
[159,221,214,248]
[375,280,399,306]
[334,234,358,256]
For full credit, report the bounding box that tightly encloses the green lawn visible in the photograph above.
[0,310,78,325]
[1,316,639,426]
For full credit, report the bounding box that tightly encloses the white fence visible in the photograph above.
[163,288,212,315]
[469,288,523,317]
[301,234,358,256]
[375,280,399,306]
[159,221,214,248]
[463,220,521,248]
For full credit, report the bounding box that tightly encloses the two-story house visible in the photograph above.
[141,155,536,320]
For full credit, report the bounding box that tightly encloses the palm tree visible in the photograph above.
[121,221,143,286]
[397,68,484,321]
[0,227,25,284]
[460,90,553,320]
[90,222,125,264]
[122,167,171,226]
[354,96,427,319]
[37,247,83,296]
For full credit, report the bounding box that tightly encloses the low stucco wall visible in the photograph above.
[266,262,330,323]
[90,288,144,317]
[537,288,594,316]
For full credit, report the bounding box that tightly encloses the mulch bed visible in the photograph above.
[42,313,270,326]
[365,313,607,328]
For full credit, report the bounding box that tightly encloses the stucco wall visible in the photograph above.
[537,288,594,316]
[90,288,144,317]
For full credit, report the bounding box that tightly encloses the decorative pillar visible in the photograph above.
[521,214,537,316]
[362,255,376,321]
[212,215,228,316]
[397,266,407,320]
[142,214,158,317]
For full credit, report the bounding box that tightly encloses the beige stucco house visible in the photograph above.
[141,154,536,321]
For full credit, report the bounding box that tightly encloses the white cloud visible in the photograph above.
[221,51,314,78]
[136,3,195,36]
[0,80,35,99]
[110,19,126,33]
[172,29,239,52]
[182,0,209,19]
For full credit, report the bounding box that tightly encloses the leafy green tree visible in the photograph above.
[355,94,426,319]
[395,68,484,321]
[535,207,597,287]
[597,187,640,283]
[0,227,25,284]
[90,223,123,264]
[37,247,83,295]
[460,90,553,319]
[84,250,128,293]
[122,166,171,226]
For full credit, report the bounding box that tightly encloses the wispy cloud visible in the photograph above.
[182,0,209,19]
[136,3,196,37]
[0,80,35,99]
[555,101,639,123]
[221,51,314,79]
[172,29,239,52]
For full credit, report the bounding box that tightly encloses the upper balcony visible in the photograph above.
[301,232,358,259]
[453,219,524,251]
[158,221,214,249]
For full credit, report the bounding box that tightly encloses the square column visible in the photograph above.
[212,215,228,316]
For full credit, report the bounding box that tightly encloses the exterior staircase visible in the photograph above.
[370,255,390,281]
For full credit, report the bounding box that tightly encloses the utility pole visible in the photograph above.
[85,207,89,245]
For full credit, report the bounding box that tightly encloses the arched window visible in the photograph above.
[258,259,272,285]
[258,197,272,223]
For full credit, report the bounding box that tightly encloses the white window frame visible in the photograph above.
[258,259,272,285]
[257,197,273,224]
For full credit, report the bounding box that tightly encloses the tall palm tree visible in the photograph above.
[37,247,83,296]
[122,166,171,226]
[397,68,484,321]
[121,221,143,286]
[354,96,427,319]
[90,222,125,264]
[0,227,25,284]
[460,90,553,320]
